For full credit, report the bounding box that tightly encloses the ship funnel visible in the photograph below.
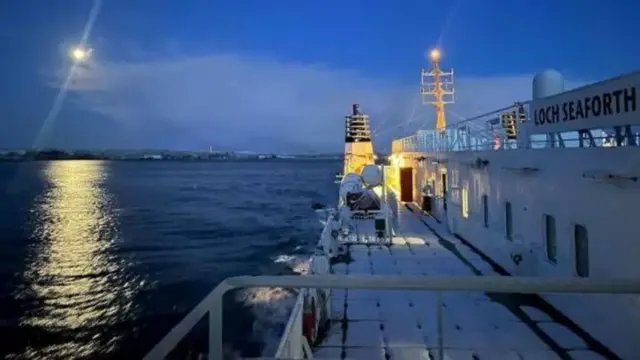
[352,104,361,115]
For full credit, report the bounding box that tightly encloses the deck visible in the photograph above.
[313,202,609,360]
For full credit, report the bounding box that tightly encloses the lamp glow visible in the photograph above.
[70,47,91,62]
[429,49,441,62]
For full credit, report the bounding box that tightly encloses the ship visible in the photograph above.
[144,50,640,359]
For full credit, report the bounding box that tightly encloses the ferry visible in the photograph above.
[144,50,640,359]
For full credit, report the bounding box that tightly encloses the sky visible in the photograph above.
[0,0,638,153]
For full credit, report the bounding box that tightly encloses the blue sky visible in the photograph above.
[0,0,638,152]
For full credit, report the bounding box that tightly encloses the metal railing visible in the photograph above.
[318,214,337,256]
[143,275,640,360]
[272,253,330,359]
[273,292,312,359]
[391,101,640,154]
[392,102,533,154]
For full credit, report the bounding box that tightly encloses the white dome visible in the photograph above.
[533,69,564,100]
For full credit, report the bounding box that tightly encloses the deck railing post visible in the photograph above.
[209,287,225,360]
[381,165,392,243]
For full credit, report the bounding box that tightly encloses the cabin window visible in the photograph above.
[505,202,513,241]
[482,195,488,228]
[462,186,469,219]
[574,224,590,277]
[544,214,557,264]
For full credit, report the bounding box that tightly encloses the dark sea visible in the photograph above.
[0,160,339,360]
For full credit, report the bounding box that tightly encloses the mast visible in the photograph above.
[420,49,455,132]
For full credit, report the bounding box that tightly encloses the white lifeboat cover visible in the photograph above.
[339,173,363,200]
[361,165,382,187]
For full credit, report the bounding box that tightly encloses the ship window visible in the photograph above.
[544,214,557,264]
[461,186,469,218]
[505,202,512,241]
[574,224,590,277]
[482,195,488,228]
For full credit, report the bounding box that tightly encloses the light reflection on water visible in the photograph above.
[19,161,139,359]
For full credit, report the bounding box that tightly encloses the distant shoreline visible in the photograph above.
[0,157,342,162]
[0,149,345,162]
[0,149,393,162]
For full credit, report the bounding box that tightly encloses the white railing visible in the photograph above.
[309,253,330,276]
[326,205,392,247]
[392,102,533,154]
[143,275,640,360]
[392,102,640,154]
[318,215,338,256]
[273,292,308,359]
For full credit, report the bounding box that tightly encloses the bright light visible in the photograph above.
[430,49,441,62]
[70,47,91,62]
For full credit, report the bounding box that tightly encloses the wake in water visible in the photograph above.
[273,254,311,275]
[235,254,311,356]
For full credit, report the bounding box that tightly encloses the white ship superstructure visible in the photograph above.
[144,52,640,360]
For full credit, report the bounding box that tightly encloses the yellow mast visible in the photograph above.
[421,48,455,132]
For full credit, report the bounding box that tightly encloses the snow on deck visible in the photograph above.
[314,204,609,360]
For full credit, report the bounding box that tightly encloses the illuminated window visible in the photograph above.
[544,214,557,264]
[574,224,589,277]
[462,186,469,218]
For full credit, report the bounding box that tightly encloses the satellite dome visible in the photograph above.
[533,69,564,100]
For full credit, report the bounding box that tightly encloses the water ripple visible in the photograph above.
[0,160,338,359]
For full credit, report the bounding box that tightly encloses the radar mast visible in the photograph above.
[420,48,455,132]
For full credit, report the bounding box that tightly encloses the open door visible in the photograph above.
[400,167,413,202]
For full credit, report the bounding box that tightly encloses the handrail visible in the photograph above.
[445,100,532,130]
[143,275,640,360]
[274,291,305,358]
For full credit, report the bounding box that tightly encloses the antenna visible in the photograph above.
[420,48,455,132]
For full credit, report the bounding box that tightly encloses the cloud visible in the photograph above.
[59,52,587,153]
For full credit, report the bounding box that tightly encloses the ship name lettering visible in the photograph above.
[534,86,636,127]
